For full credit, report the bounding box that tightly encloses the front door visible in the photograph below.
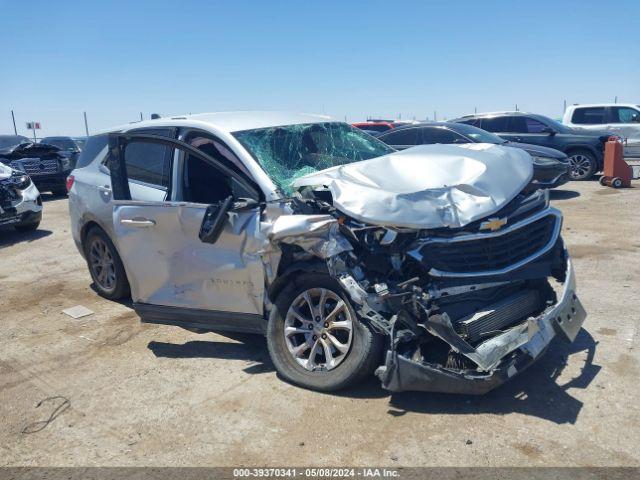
[108,132,265,333]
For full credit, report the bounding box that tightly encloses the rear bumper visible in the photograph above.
[31,170,70,191]
[376,258,586,394]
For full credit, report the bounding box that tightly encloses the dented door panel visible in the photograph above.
[112,201,264,315]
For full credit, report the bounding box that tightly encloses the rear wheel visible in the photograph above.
[266,274,383,391]
[83,227,130,299]
[567,150,597,180]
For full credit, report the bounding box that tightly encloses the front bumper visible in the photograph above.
[0,181,43,227]
[376,258,586,394]
[532,164,570,188]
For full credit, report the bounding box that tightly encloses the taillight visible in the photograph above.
[66,175,75,192]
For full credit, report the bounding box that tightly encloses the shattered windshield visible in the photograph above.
[233,122,395,194]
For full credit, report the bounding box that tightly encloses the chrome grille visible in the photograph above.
[413,209,562,277]
[10,157,59,175]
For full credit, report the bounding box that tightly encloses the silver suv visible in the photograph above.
[68,112,586,394]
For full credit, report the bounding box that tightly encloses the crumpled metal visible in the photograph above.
[264,214,352,259]
[292,143,533,229]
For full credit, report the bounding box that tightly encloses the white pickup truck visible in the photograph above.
[563,103,640,158]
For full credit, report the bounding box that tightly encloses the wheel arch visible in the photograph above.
[564,145,602,170]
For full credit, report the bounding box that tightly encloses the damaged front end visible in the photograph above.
[273,146,586,394]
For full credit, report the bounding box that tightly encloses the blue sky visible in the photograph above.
[2,0,639,137]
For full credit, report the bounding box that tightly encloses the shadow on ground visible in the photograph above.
[550,189,581,200]
[383,328,600,425]
[148,333,274,375]
[40,193,67,203]
[0,227,52,247]
[148,327,600,424]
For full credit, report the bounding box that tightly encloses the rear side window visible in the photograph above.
[123,141,171,189]
[75,134,108,168]
[380,128,419,145]
[509,116,548,133]
[480,117,509,132]
[610,107,640,123]
[571,107,605,124]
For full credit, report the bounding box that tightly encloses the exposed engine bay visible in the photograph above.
[266,178,586,394]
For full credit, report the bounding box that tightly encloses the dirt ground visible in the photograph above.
[1,180,639,467]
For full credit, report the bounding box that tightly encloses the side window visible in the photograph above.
[180,131,256,204]
[76,134,108,168]
[480,117,509,132]
[184,131,252,178]
[420,128,464,144]
[123,141,171,189]
[509,117,550,133]
[381,128,419,145]
[571,107,605,124]
[611,107,640,123]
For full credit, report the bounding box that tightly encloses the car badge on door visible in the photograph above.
[480,217,507,231]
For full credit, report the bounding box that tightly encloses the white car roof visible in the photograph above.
[98,111,332,135]
[568,103,639,109]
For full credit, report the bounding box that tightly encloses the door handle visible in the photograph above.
[120,218,156,227]
[97,185,111,194]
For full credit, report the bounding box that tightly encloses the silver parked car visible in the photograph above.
[68,112,586,393]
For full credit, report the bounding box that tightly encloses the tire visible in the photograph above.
[612,177,623,188]
[83,227,130,300]
[14,220,40,232]
[266,273,383,392]
[567,149,597,180]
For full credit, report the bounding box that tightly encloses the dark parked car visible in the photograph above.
[377,122,570,188]
[0,135,71,196]
[40,136,85,170]
[449,112,613,180]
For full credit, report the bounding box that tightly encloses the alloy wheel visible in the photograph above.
[283,288,353,372]
[568,154,593,180]
[89,238,116,291]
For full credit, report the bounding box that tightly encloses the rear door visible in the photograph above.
[109,133,265,333]
[606,106,640,140]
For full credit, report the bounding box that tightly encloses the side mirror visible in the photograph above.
[632,114,640,123]
[199,196,233,244]
[542,127,557,135]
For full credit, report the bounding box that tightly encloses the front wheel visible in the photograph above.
[568,150,597,180]
[266,274,383,391]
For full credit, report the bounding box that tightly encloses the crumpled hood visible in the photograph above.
[292,143,533,229]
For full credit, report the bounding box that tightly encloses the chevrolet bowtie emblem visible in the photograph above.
[480,217,507,231]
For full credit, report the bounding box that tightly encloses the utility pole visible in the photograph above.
[614,96,618,104]
[474,107,477,114]
[140,112,143,121]
[83,111,89,136]
[11,110,17,135]
[563,100,567,112]
[433,110,437,121]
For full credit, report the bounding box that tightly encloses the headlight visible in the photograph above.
[10,173,31,190]
[531,155,560,166]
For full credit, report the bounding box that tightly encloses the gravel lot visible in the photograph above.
[1,180,638,467]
